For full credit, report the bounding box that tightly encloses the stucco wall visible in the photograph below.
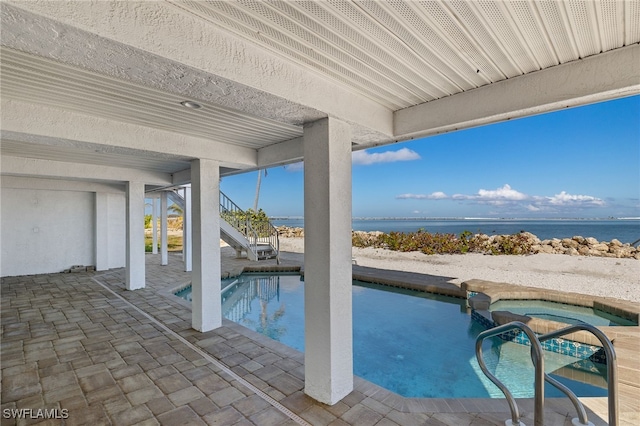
[1,188,125,277]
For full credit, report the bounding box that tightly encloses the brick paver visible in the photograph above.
[1,249,625,425]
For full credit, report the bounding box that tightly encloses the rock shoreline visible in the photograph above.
[276,226,640,259]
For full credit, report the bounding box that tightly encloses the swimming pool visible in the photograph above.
[489,299,637,326]
[176,273,607,399]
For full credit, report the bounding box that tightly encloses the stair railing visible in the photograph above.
[476,321,617,426]
[219,191,245,230]
[219,191,279,262]
[249,217,280,262]
[167,189,186,210]
[246,219,259,261]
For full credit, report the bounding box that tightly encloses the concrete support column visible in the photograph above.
[161,192,168,265]
[152,197,159,254]
[95,192,109,271]
[303,117,353,405]
[126,181,145,290]
[183,186,192,272]
[191,159,221,331]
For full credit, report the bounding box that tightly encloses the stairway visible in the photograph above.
[219,191,279,262]
[156,187,279,262]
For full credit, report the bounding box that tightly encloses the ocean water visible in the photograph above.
[272,218,640,244]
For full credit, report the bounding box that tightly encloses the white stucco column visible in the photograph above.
[191,159,221,331]
[161,192,168,265]
[183,186,192,272]
[95,192,109,271]
[126,181,145,290]
[152,197,158,254]
[303,117,353,405]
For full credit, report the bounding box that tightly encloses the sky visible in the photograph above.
[220,95,640,219]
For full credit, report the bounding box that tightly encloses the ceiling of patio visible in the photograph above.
[1,1,639,179]
[170,0,638,109]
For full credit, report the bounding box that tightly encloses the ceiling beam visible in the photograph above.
[395,44,640,140]
[1,176,125,194]
[171,168,192,186]
[1,99,258,169]
[1,156,172,186]
[257,137,304,169]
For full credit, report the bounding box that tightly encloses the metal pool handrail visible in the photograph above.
[542,373,590,425]
[476,321,545,426]
[477,321,617,426]
[538,324,618,426]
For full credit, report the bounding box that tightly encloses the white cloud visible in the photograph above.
[352,147,420,165]
[284,148,420,172]
[451,185,527,202]
[396,184,607,213]
[547,191,605,206]
[396,192,447,200]
[476,184,528,201]
[429,191,448,199]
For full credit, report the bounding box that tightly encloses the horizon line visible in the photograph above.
[269,216,640,221]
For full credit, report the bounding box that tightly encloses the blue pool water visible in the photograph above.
[177,274,608,399]
[490,300,637,327]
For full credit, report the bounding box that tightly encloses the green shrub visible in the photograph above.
[221,208,273,237]
[351,229,534,256]
[489,233,534,255]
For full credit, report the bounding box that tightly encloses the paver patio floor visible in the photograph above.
[1,250,625,425]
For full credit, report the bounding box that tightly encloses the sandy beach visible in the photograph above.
[277,237,640,304]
